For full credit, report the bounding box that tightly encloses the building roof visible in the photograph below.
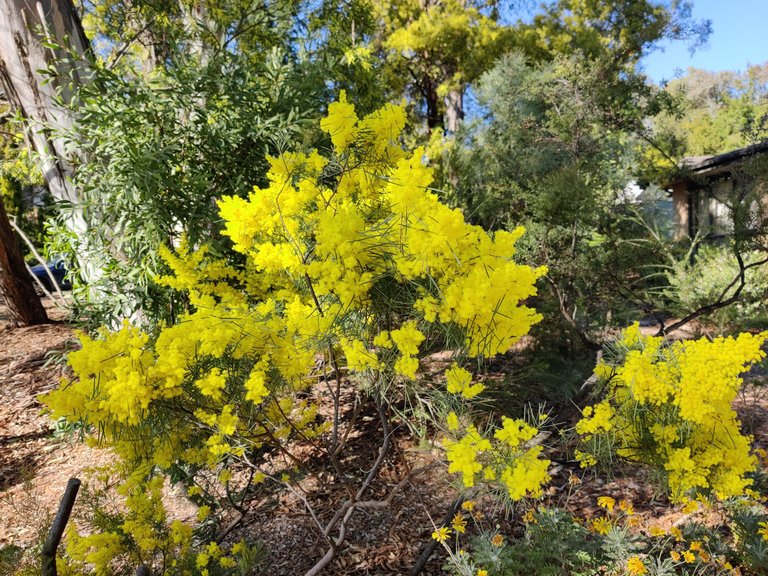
[680,140,768,176]
[664,140,768,190]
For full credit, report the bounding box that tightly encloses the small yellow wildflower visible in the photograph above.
[477,570,488,576]
[627,556,647,575]
[197,505,211,521]
[590,516,611,535]
[758,521,768,541]
[461,500,475,511]
[670,526,683,541]
[446,411,459,431]
[597,496,615,512]
[522,509,536,524]
[618,499,634,515]
[431,527,451,543]
[491,534,504,548]
[682,499,699,514]
[196,553,210,569]
[683,551,695,563]
[689,541,702,552]
[451,513,467,534]
[699,550,711,562]
[649,525,666,537]
[670,551,681,562]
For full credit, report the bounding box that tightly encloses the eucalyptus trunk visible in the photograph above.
[0,194,48,326]
[0,0,102,286]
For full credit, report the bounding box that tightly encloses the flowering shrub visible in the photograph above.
[41,93,549,572]
[58,475,258,576]
[576,324,767,502]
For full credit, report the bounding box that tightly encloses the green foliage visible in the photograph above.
[49,49,320,327]
[0,106,48,256]
[665,244,768,333]
[651,64,768,161]
[446,51,670,354]
[81,0,302,72]
[481,508,603,576]
[725,497,768,573]
[513,0,711,68]
[59,474,264,576]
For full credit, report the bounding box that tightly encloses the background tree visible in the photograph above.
[649,64,768,163]
[0,0,89,219]
[0,192,48,326]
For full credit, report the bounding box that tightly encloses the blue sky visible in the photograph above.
[641,0,768,84]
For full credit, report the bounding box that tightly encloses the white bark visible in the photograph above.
[444,88,463,134]
[0,0,88,208]
[0,0,104,287]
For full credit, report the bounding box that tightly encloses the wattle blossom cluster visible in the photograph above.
[61,476,250,575]
[41,93,548,569]
[444,416,550,501]
[576,323,767,502]
[218,91,545,360]
[443,373,551,501]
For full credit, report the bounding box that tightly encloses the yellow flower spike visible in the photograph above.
[319,91,359,150]
[196,553,210,569]
[197,505,211,521]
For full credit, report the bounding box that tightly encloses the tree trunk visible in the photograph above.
[0,194,48,326]
[444,88,464,134]
[424,74,441,130]
[0,0,89,207]
[0,0,104,287]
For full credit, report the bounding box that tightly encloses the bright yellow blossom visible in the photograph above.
[597,496,615,512]
[432,527,451,543]
[627,556,647,575]
[451,513,467,534]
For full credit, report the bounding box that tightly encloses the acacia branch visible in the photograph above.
[304,400,391,576]
[9,216,67,307]
[544,276,601,350]
[657,253,768,336]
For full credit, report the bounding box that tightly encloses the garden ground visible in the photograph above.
[2,297,768,575]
